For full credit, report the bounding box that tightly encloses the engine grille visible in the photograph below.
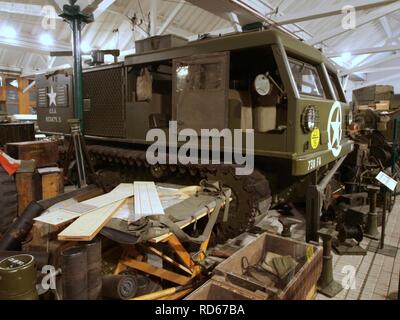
[83,66,125,138]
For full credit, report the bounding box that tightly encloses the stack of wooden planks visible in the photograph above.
[33,184,133,241]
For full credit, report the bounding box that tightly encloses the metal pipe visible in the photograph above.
[318,156,347,192]
[380,187,387,250]
[391,118,399,175]
[71,18,84,128]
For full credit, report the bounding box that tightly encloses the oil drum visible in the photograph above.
[61,246,88,300]
[0,254,38,300]
[82,238,102,300]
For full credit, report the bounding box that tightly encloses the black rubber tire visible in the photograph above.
[0,166,18,234]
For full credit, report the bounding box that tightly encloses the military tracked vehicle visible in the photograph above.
[35,28,353,239]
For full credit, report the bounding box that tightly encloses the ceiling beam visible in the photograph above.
[150,0,158,36]
[83,0,115,20]
[379,16,393,38]
[0,32,71,56]
[275,0,396,25]
[341,53,400,75]
[0,65,22,73]
[357,66,400,73]
[157,0,185,35]
[307,1,400,46]
[327,44,400,57]
[47,0,62,15]
[0,1,62,19]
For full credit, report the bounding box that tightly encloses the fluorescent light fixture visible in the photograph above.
[81,41,92,53]
[2,26,17,38]
[39,33,54,46]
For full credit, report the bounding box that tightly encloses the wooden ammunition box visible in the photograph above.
[15,171,42,215]
[353,85,394,105]
[212,233,323,300]
[39,168,64,200]
[6,140,59,167]
[0,122,35,146]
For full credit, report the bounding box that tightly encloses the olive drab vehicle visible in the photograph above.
[36,29,354,238]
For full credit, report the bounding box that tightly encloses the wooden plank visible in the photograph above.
[120,258,191,286]
[57,199,125,241]
[134,181,164,216]
[35,183,133,226]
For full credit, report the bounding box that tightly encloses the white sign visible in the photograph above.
[376,171,398,192]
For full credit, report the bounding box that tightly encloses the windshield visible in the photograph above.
[289,58,325,98]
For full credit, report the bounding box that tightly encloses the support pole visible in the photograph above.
[71,18,84,126]
[59,0,94,131]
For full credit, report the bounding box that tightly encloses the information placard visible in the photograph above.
[376,171,398,192]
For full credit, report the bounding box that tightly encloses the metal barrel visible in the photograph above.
[0,251,49,270]
[101,274,138,300]
[61,246,88,300]
[81,238,102,300]
[0,254,38,300]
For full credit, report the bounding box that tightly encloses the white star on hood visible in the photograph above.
[330,111,341,148]
[47,86,57,107]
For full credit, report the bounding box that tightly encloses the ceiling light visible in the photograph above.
[2,26,17,38]
[81,41,92,53]
[39,33,54,46]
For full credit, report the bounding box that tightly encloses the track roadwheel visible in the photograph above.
[0,167,18,235]
[206,166,271,240]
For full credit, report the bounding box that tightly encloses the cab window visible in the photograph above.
[289,58,325,98]
[329,73,346,102]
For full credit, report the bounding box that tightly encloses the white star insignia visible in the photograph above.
[330,111,342,148]
[47,86,57,107]
[327,102,343,157]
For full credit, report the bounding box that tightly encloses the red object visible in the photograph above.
[0,151,21,175]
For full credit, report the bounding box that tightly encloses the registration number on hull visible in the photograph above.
[308,157,322,171]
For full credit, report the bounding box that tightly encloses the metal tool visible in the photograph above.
[364,186,380,240]
[278,217,301,238]
[64,119,98,188]
[317,228,343,298]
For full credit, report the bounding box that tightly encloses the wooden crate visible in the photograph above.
[374,100,390,111]
[213,232,323,300]
[185,277,269,300]
[6,140,59,167]
[15,171,41,215]
[40,168,64,200]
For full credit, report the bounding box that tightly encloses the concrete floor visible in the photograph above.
[315,201,400,300]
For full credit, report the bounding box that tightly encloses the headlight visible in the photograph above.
[301,106,317,133]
